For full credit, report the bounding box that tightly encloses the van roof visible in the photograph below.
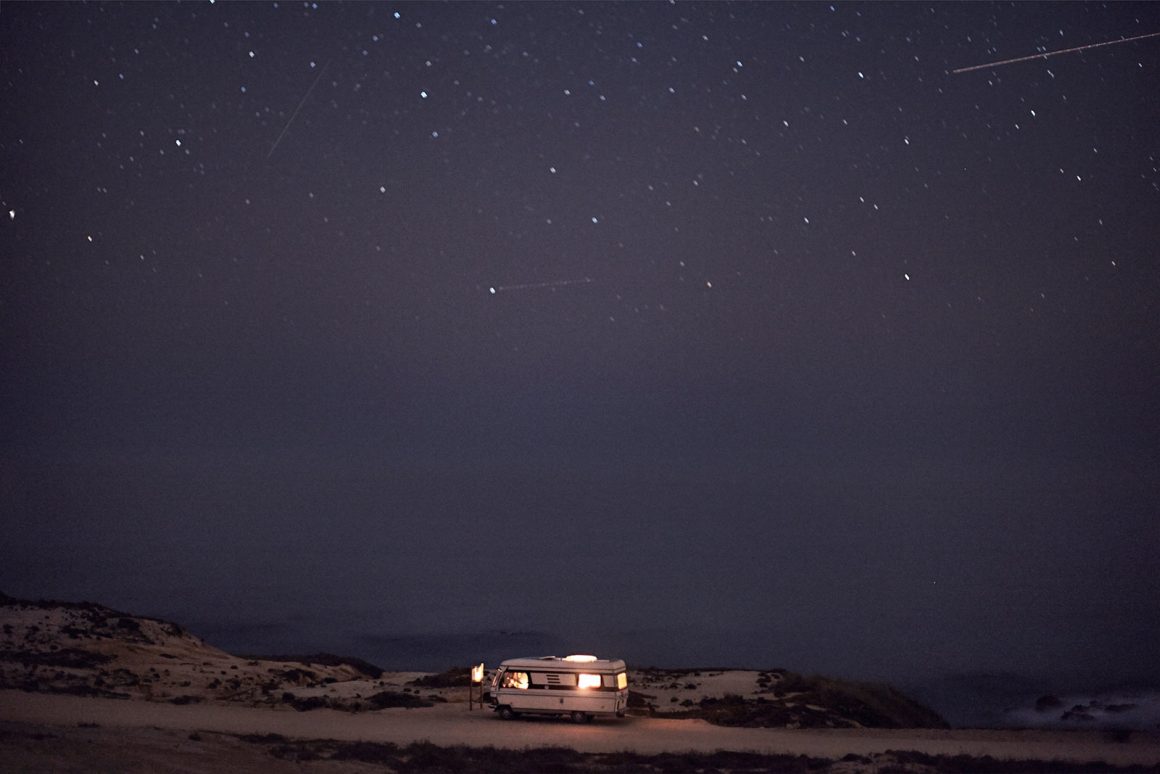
[498,655,626,671]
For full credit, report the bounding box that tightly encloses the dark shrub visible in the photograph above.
[282,692,328,712]
[241,652,383,679]
[276,668,318,685]
[627,690,655,708]
[0,648,113,670]
[366,690,433,709]
[330,740,404,765]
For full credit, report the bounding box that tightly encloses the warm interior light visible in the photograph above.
[563,654,598,662]
[502,671,529,690]
[616,672,628,690]
[577,673,602,689]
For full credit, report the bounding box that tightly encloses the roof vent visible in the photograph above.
[563,654,598,663]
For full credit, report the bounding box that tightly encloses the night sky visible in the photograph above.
[3,2,1159,687]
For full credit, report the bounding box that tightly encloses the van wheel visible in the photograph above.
[498,707,516,720]
[570,711,590,724]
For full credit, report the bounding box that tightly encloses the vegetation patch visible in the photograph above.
[0,648,114,670]
[236,735,1160,773]
[274,667,318,686]
[239,652,384,679]
[169,695,202,705]
[278,689,434,713]
[5,680,131,700]
[878,749,1159,773]
[643,671,948,729]
[239,732,289,744]
[281,692,330,712]
[244,736,837,772]
[785,674,947,728]
[366,690,434,710]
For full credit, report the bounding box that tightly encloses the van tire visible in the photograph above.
[498,706,516,720]
[570,711,590,724]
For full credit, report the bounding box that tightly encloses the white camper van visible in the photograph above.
[488,655,628,722]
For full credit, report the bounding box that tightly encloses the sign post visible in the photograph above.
[469,662,485,710]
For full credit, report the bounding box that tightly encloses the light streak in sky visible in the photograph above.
[488,277,593,294]
[951,30,1160,74]
[268,61,330,158]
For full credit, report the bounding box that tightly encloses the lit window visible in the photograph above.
[501,671,529,690]
[577,673,602,689]
[616,672,628,690]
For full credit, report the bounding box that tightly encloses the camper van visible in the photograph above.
[488,655,628,722]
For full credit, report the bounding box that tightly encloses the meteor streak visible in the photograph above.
[268,61,330,158]
[951,30,1160,74]
[488,277,593,294]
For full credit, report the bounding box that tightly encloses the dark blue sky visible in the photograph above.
[2,2,1158,683]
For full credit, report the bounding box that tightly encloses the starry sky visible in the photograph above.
[2,2,1159,687]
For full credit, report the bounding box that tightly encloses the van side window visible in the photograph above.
[616,672,628,690]
[501,671,529,690]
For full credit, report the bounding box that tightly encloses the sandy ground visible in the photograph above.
[0,720,385,774]
[3,690,1160,770]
